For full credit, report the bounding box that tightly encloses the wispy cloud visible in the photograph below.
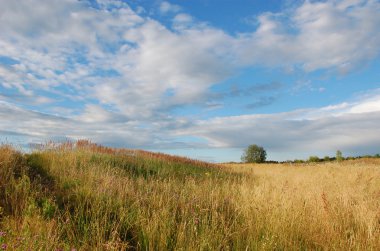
[214,82,283,99]
[246,96,277,109]
[159,1,181,14]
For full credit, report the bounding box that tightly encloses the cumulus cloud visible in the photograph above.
[238,0,380,72]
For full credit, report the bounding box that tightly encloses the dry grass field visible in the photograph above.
[224,161,380,250]
[1,142,379,250]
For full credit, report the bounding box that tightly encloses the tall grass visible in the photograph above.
[0,142,379,250]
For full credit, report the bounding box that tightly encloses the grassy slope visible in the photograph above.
[0,143,380,250]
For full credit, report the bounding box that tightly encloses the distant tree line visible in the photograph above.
[291,150,380,164]
[240,146,380,164]
[288,154,380,164]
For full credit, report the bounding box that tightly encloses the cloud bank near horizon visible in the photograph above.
[1,89,380,158]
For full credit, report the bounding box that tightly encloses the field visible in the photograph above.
[1,142,379,250]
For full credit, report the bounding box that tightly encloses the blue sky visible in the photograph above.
[0,0,380,162]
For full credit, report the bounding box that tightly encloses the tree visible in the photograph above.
[308,156,320,163]
[241,144,267,163]
[336,150,343,162]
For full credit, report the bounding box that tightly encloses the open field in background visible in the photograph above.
[1,142,380,250]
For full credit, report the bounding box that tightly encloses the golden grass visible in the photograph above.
[0,143,379,250]
[225,160,380,250]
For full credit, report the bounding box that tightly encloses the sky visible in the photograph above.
[0,0,380,162]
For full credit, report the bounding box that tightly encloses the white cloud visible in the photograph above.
[172,13,194,29]
[173,13,193,23]
[100,19,234,117]
[76,104,128,123]
[238,0,380,72]
[159,1,181,14]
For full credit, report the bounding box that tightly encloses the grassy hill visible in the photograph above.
[1,141,379,250]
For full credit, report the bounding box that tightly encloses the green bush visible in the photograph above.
[308,156,320,163]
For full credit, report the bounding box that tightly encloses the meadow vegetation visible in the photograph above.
[0,141,379,250]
